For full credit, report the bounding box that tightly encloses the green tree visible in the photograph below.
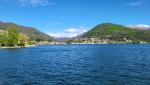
[0,33,9,46]
[18,33,30,46]
[7,28,19,46]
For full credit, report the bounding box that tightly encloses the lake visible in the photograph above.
[0,44,150,85]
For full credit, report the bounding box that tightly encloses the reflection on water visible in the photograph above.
[0,44,150,85]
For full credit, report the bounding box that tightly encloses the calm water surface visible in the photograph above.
[0,44,150,85]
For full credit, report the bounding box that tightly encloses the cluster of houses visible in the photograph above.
[70,37,147,44]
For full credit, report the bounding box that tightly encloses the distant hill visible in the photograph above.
[56,37,72,42]
[69,23,150,44]
[0,21,54,41]
[82,23,130,37]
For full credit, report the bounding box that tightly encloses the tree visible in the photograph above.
[7,28,19,46]
[36,38,44,42]
[18,33,30,46]
[0,33,9,46]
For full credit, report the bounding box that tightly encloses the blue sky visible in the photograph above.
[0,0,150,37]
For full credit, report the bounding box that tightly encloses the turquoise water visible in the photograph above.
[0,44,150,85]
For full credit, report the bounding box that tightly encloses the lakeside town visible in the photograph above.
[67,37,148,44]
[0,28,149,48]
[1,22,150,49]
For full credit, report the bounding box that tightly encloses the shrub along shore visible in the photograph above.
[0,28,30,48]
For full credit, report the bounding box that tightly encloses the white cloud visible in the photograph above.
[18,0,54,7]
[3,0,55,7]
[65,27,87,33]
[47,27,88,38]
[48,32,78,38]
[128,24,150,30]
[123,1,142,7]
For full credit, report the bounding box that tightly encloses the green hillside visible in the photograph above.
[0,21,54,41]
[72,23,150,44]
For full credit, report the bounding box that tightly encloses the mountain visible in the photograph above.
[69,23,150,44]
[56,37,72,42]
[0,21,54,41]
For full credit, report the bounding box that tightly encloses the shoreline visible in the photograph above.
[69,42,149,44]
[68,43,150,45]
[0,45,37,49]
[1,43,150,48]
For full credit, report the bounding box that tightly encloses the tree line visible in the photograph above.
[0,28,29,47]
